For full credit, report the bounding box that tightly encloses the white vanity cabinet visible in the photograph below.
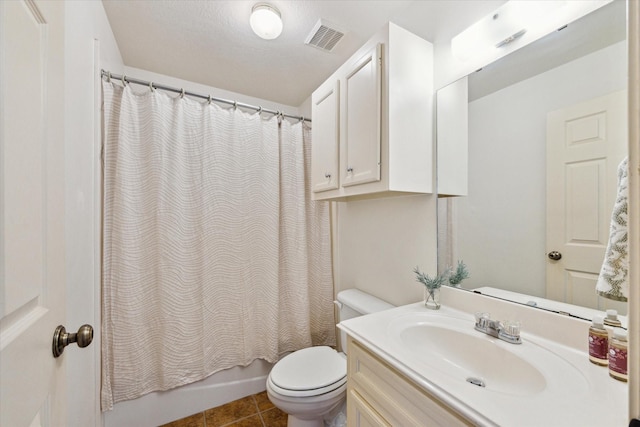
[311,23,434,201]
[346,337,471,427]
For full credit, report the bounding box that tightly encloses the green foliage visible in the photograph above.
[414,266,447,290]
[448,260,470,286]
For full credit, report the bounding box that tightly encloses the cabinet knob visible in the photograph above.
[346,167,354,173]
[324,173,331,178]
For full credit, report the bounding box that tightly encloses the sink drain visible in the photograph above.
[466,377,486,388]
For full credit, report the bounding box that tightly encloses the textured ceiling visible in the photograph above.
[102,0,505,106]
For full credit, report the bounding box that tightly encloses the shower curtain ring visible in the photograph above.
[179,88,185,99]
[122,75,128,86]
[106,71,111,82]
[149,82,155,92]
[299,116,304,122]
[207,95,212,105]
[257,106,262,115]
[233,101,237,110]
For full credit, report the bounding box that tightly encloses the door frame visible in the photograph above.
[628,0,639,420]
[63,33,104,426]
[92,39,104,426]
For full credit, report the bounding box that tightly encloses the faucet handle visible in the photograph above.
[503,320,520,336]
[499,320,522,344]
[474,312,491,329]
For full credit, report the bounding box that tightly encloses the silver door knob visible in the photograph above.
[547,251,562,261]
[52,324,93,358]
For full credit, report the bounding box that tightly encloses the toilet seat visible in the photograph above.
[268,346,346,397]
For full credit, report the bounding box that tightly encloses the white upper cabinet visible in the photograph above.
[342,44,382,188]
[436,76,468,197]
[312,79,340,193]
[311,23,434,201]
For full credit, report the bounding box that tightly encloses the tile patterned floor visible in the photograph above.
[159,392,287,427]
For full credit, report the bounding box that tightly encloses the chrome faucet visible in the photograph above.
[474,312,522,344]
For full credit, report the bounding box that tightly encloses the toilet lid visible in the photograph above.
[269,346,346,397]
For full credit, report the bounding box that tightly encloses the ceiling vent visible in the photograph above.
[305,19,345,52]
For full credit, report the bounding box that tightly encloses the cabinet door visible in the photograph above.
[311,79,340,193]
[341,43,382,187]
[436,76,468,196]
[347,389,391,427]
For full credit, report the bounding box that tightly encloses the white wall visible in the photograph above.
[298,95,312,119]
[64,2,124,426]
[455,40,626,297]
[334,194,438,307]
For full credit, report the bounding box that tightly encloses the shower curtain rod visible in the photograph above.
[100,69,311,123]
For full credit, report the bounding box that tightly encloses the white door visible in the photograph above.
[546,90,627,312]
[1,1,69,425]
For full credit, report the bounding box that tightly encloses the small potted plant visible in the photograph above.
[414,266,447,310]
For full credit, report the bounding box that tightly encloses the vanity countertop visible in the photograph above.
[338,287,628,427]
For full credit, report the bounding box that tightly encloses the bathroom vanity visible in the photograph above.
[347,337,471,426]
[338,287,628,426]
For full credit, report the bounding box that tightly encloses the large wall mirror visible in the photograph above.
[437,0,628,318]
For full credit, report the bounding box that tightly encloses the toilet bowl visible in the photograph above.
[266,289,393,427]
[266,346,346,427]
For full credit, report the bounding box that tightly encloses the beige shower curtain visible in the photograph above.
[101,81,335,410]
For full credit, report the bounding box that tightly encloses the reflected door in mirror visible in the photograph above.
[546,90,627,313]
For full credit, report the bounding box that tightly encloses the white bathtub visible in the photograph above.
[102,359,272,427]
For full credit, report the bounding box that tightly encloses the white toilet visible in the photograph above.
[266,289,394,427]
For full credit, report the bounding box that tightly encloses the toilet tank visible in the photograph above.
[336,289,394,353]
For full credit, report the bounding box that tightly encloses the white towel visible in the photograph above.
[596,156,629,301]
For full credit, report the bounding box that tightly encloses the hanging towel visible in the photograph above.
[596,156,629,301]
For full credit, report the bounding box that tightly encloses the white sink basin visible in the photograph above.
[393,321,545,395]
[387,312,588,397]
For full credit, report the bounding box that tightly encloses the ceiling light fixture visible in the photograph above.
[250,3,283,40]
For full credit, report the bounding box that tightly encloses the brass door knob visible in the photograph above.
[52,324,93,358]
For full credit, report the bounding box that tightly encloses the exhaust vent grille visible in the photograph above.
[305,19,345,52]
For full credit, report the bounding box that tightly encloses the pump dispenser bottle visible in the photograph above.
[604,309,622,328]
[588,315,608,365]
[608,328,628,382]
